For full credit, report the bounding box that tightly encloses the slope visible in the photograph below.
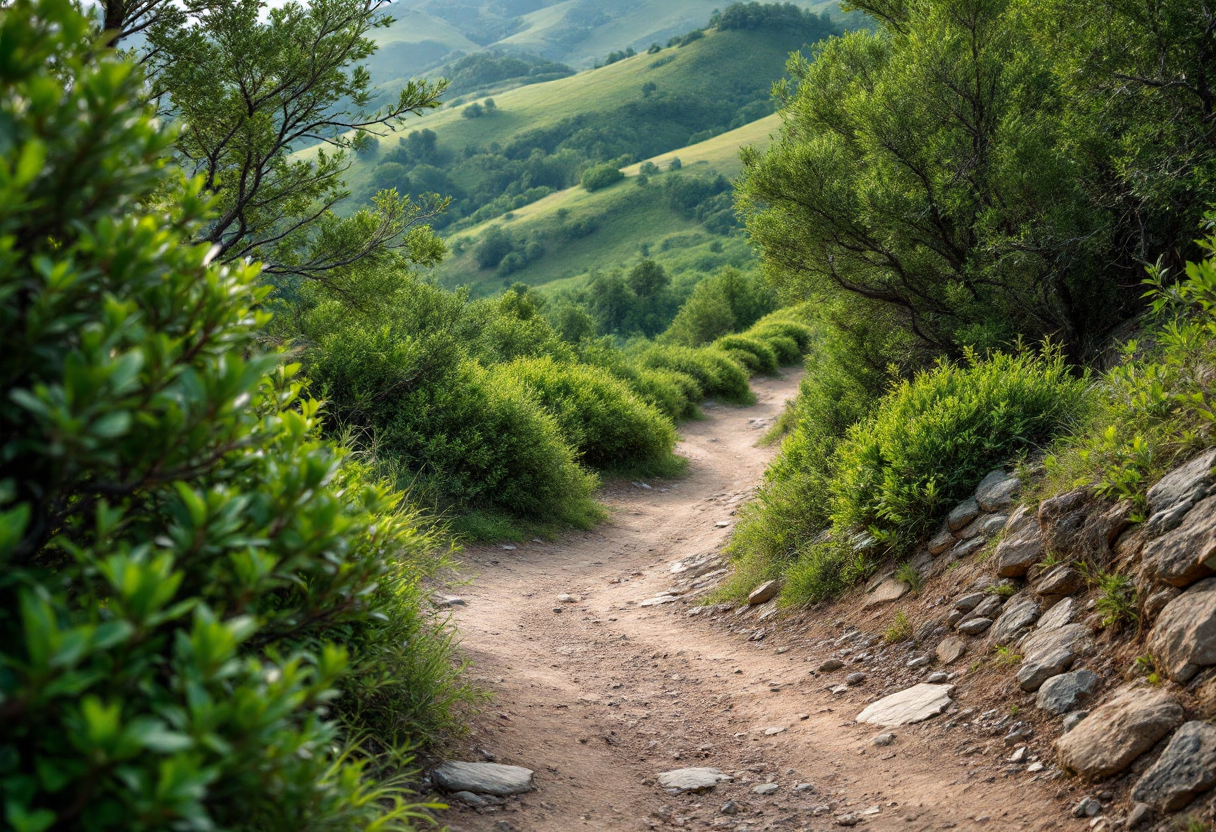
[433,114,782,297]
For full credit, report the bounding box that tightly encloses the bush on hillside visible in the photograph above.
[637,345,754,404]
[505,358,683,474]
[664,268,778,346]
[0,5,459,827]
[305,299,600,524]
[581,164,626,191]
[715,334,779,375]
[574,339,702,421]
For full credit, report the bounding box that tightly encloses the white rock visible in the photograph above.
[432,762,535,796]
[855,683,954,727]
[657,767,732,792]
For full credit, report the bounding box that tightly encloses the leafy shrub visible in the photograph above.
[715,334,779,375]
[504,357,682,474]
[663,268,778,346]
[0,5,458,828]
[831,347,1086,550]
[637,344,755,405]
[758,333,801,365]
[581,163,625,191]
[629,367,702,420]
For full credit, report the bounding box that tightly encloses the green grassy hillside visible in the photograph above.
[434,114,782,297]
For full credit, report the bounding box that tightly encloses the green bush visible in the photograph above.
[505,357,682,474]
[637,344,755,405]
[831,348,1087,549]
[629,367,702,421]
[581,163,626,191]
[714,334,779,375]
[757,333,801,365]
[0,5,458,827]
[663,268,778,346]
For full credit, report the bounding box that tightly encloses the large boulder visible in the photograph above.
[1056,686,1185,780]
[1036,669,1100,716]
[1144,449,1216,536]
[976,470,1020,512]
[1140,495,1216,588]
[987,593,1041,646]
[432,762,536,796]
[995,525,1045,578]
[1016,623,1090,691]
[1131,721,1216,812]
[1146,576,1216,683]
[855,683,954,727]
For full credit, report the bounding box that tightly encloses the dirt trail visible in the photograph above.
[441,372,1083,832]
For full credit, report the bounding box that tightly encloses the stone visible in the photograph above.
[1141,496,1216,587]
[855,683,954,727]
[864,577,909,608]
[981,514,1010,535]
[1016,623,1090,691]
[957,617,993,635]
[1146,449,1216,525]
[1039,489,1092,557]
[657,768,732,793]
[640,594,680,607]
[432,762,536,796]
[752,783,779,795]
[1037,597,1076,631]
[948,497,982,532]
[1036,566,1085,598]
[720,800,741,816]
[820,658,845,672]
[438,595,467,606]
[1126,803,1152,829]
[936,636,968,665]
[1131,721,1216,811]
[450,791,495,807]
[1063,711,1089,733]
[953,593,986,612]
[964,594,1004,622]
[872,732,896,747]
[1036,669,1101,715]
[1142,587,1182,624]
[929,530,957,555]
[1056,686,1185,780]
[1006,504,1036,534]
[1073,797,1101,818]
[846,672,867,686]
[907,655,930,669]
[988,593,1041,646]
[950,537,987,559]
[927,672,949,684]
[1147,576,1216,683]
[977,470,1020,511]
[995,526,1045,578]
[748,580,781,605]
[958,514,991,540]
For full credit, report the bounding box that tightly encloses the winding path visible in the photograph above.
[441,372,1081,832]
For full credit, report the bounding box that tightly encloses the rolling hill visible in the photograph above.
[433,114,783,298]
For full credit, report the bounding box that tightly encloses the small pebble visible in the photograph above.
[927,672,949,684]
[1073,797,1101,818]
[846,672,867,686]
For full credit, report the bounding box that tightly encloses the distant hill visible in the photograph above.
[432,114,783,298]
[365,0,860,88]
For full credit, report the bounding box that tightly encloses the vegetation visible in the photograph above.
[0,4,465,828]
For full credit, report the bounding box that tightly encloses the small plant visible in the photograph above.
[884,609,913,643]
[986,583,1017,598]
[1172,815,1211,832]
[1092,569,1139,630]
[992,645,1023,667]
[1009,704,1021,716]
[1037,552,1063,569]
[969,660,984,674]
[895,562,923,593]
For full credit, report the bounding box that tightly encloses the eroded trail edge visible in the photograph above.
[440,372,1081,832]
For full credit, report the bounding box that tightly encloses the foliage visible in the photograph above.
[1085,567,1140,630]
[440,50,574,97]
[663,267,777,346]
[503,357,682,474]
[883,609,912,643]
[992,646,1023,667]
[636,344,754,405]
[0,4,461,827]
[129,0,449,282]
[711,2,835,34]
[715,335,779,375]
[894,563,922,594]
[581,163,626,192]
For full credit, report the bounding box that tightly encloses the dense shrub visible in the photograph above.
[663,268,777,346]
[505,357,681,473]
[0,5,458,828]
[637,345,754,404]
[581,163,626,191]
[573,339,702,421]
[304,299,600,524]
[715,334,779,375]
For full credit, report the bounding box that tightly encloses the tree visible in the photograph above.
[581,163,625,191]
[463,102,485,119]
[103,0,449,284]
[627,260,671,298]
[738,0,1111,359]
